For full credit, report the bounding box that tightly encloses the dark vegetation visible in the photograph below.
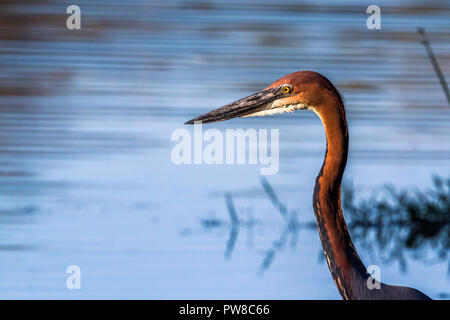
[343,176,450,273]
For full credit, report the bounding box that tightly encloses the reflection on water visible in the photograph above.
[343,176,450,273]
[0,0,449,298]
[223,193,240,260]
[195,177,450,272]
[192,177,450,295]
[258,178,302,274]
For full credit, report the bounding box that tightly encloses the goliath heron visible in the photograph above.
[186,71,431,300]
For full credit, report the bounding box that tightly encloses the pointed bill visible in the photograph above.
[185,86,290,124]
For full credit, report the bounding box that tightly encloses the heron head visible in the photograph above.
[185,71,341,124]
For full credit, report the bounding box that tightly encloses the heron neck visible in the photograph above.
[313,101,367,300]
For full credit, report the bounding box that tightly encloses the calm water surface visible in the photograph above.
[0,0,449,298]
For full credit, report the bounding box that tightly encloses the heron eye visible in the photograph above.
[282,86,292,93]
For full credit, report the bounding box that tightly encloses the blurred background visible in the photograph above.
[0,0,449,299]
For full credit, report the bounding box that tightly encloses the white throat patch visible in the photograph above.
[242,101,310,118]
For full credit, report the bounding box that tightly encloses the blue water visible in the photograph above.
[0,0,449,299]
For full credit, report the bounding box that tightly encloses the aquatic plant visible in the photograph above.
[342,176,450,272]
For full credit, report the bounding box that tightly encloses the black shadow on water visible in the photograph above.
[342,176,450,274]
[190,176,450,279]
[224,192,239,260]
[258,177,303,275]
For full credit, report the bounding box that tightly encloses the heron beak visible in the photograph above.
[185,87,285,124]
